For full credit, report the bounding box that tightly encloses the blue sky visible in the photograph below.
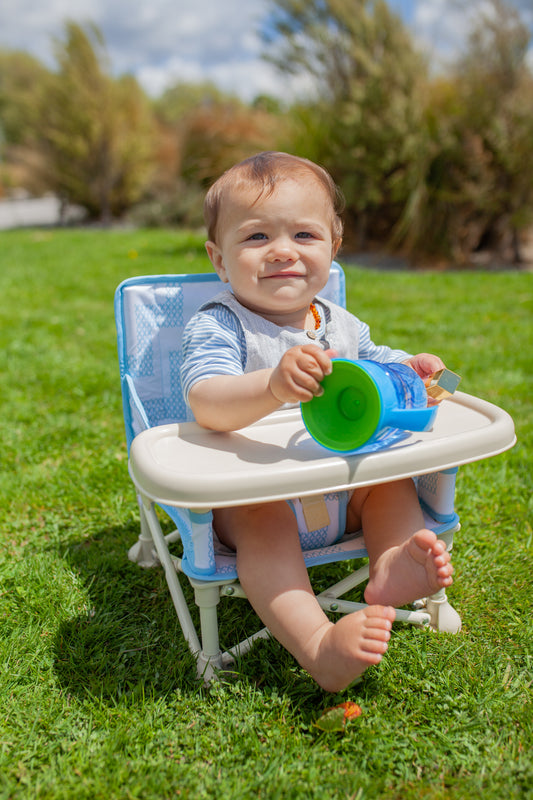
[0,0,531,101]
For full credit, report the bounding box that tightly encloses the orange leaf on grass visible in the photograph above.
[313,701,362,732]
[340,701,362,719]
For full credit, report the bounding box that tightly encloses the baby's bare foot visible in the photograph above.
[304,605,395,692]
[364,529,453,608]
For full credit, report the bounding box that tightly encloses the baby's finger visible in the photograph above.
[299,344,334,377]
[292,367,325,398]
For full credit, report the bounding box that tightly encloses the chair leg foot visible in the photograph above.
[128,537,159,568]
[425,589,462,633]
[197,651,224,685]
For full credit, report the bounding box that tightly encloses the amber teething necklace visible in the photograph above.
[309,302,321,330]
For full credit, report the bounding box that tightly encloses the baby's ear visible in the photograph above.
[205,241,228,282]
[332,237,342,259]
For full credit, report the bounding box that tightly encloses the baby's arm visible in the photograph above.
[189,345,335,431]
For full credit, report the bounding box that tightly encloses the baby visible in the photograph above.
[181,152,453,692]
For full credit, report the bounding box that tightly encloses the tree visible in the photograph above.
[454,0,533,262]
[0,50,52,196]
[403,0,533,263]
[180,100,285,187]
[0,50,51,145]
[153,81,230,126]
[134,82,288,228]
[262,0,429,248]
[39,21,154,221]
[263,0,533,263]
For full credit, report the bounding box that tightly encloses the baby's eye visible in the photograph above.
[295,231,315,239]
[247,232,267,240]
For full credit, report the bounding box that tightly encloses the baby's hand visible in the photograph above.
[405,353,445,381]
[404,353,446,405]
[269,345,336,404]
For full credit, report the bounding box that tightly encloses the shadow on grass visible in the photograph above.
[52,520,352,708]
[52,520,200,702]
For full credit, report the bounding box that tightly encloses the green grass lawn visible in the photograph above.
[1,228,531,799]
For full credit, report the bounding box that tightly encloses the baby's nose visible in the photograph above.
[269,237,297,261]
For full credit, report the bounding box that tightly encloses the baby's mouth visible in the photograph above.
[264,270,304,279]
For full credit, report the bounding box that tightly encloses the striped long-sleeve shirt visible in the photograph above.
[180,293,411,407]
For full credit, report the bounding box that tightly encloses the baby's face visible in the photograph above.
[205,175,337,326]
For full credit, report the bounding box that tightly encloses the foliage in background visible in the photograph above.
[0,23,155,222]
[263,0,428,250]
[135,88,288,228]
[0,228,531,799]
[0,50,52,195]
[0,51,49,147]
[38,22,155,222]
[0,2,532,263]
[263,0,533,263]
[395,0,533,263]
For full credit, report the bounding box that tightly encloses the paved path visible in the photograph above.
[0,196,85,230]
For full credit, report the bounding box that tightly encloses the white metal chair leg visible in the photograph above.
[193,583,225,683]
[139,498,202,659]
[315,563,433,625]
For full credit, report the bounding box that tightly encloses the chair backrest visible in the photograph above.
[115,262,346,448]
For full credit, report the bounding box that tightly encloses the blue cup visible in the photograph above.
[301,359,437,453]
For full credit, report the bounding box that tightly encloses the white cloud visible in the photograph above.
[135,54,287,101]
[411,0,533,68]
[410,0,477,64]
[0,0,531,100]
[0,0,281,99]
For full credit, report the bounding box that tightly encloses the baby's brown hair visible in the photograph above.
[204,151,344,248]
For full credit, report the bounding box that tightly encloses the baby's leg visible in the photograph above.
[347,479,453,608]
[214,501,395,693]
